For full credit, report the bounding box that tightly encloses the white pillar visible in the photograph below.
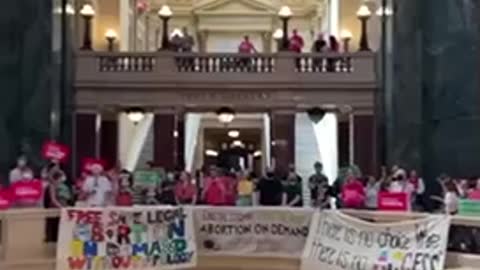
[94,112,102,158]
[328,0,339,37]
[118,113,154,171]
[349,113,355,165]
[119,0,131,51]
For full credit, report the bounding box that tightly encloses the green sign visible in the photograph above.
[134,170,161,187]
[459,199,480,216]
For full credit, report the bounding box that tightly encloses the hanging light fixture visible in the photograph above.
[307,107,326,124]
[228,130,240,138]
[126,107,146,124]
[216,107,235,124]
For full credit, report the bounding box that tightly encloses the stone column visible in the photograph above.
[75,114,97,175]
[271,111,295,175]
[389,0,480,179]
[197,30,209,52]
[261,31,272,53]
[153,114,175,170]
[100,113,119,169]
[0,0,53,181]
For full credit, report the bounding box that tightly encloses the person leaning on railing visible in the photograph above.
[238,35,257,71]
[311,34,327,72]
[326,36,340,72]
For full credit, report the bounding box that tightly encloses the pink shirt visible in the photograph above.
[468,190,480,200]
[204,177,227,205]
[342,179,365,208]
[239,41,255,53]
[175,181,197,203]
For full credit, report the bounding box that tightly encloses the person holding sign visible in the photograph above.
[82,163,112,207]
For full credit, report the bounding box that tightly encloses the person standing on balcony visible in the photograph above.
[82,164,112,207]
[174,171,197,205]
[238,35,257,54]
[116,170,134,206]
[170,32,183,52]
[311,33,327,52]
[311,34,327,71]
[283,171,303,207]
[238,35,257,70]
[256,168,283,206]
[180,27,195,52]
[326,35,340,72]
[9,155,33,184]
[202,166,227,206]
[236,170,254,206]
[341,170,365,209]
[289,29,304,53]
[289,29,304,70]
[309,162,330,208]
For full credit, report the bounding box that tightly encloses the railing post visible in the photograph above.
[349,52,376,81]
[275,52,296,75]
[155,51,178,77]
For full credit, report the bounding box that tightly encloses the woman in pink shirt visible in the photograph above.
[174,171,197,205]
[468,178,480,200]
[341,173,365,209]
[202,167,227,206]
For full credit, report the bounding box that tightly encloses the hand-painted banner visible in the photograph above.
[301,211,451,270]
[194,206,313,258]
[56,206,197,270]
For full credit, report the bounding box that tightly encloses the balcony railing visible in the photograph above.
[76,51,376,89]
[0,209,479,270]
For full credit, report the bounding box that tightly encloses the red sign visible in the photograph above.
[0,188,11,210]
[42,141,70,162]
[11,180,43,204]
[378,192,410,211]
[82,158,106,172]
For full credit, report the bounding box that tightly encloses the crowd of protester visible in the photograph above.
[7,153,480,216]
[168,27,343,54]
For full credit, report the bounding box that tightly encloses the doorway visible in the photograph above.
[203,128,262,174]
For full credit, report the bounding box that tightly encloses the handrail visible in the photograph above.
[76,51,375,76]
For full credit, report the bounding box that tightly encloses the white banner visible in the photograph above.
[56,206,197,270]
[194,206,313,257]
[301,211,451,270]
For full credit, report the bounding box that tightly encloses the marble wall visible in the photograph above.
[389,0,480,180]
[0,0,53,181]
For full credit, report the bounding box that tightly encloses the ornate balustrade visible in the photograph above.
[76,51,376,90]
[0,209,479,270]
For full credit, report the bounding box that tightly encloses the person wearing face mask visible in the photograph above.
[82,164,112,207]
[45,170,71,242]
[116,170,134,206]
[9,155,34,184]
[158,172,177,205]
[256,168,284,206]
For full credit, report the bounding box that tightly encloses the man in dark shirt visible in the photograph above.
[257,169,284,206]
[309,162,330,208]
